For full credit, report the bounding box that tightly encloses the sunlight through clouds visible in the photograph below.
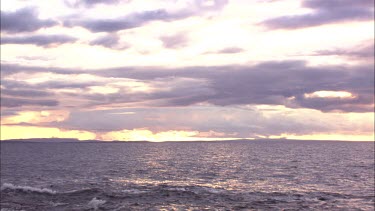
[101,129,199,142]
[0,125,96,140]
[0,0,373,141]
[304,91,354,99]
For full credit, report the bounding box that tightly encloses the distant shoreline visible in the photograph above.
[0,138,373,143]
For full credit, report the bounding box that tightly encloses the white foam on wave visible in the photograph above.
[199,187,225,194]
[87,197,106,210]
[0,183,56,194]
[1,209,26,211]
[49,202,69,207]
[167,187,187,191]
[122,189,148,194]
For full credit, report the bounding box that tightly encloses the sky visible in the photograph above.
[0,0,374,142]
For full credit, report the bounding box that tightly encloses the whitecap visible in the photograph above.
[200,187,225,194]
[122,189,148,194]
[87,197,106,210]
[49,202,69,207]
[1,209,26,211]
[167,187,187,191]
[0,183,56,194]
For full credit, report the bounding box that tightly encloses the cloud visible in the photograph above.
[2,89,53,98]
[212,62,374,112]
[0,63,83,77]
[312,41,374,61]
[64,9,181,32]
[52,105,373,139]
[295,94,373,112]
[147,77,215,106]
[100,129,199,142]
[214,47,244,54]
[302,0,373,9]
[1,8,57,33]
[64,0,228,32]
[0,125,96,140]
[2,60,373,112]
[1,110,69,125]
[160,33,189,48]
[17,56,55,61]
[64,18,133,32]
[89,34,129,50]
[262,0,374,29]
[1,35,77,47]
[1,97,59,108]
[67,0,122,8]
[38,81,102,89]
[193,0,228,11]
[92,61,374,112]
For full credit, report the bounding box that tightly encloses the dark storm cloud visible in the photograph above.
[1,8,57,33]
[1,35,77,47]
[262,0,374,29]
[1,97,59,108]
[2,61,373,112]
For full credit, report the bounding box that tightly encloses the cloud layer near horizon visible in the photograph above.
[1,0,374,141]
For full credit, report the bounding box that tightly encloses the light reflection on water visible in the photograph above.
[1,141,374,210]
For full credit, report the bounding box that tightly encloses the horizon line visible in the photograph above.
[1,137,374,143]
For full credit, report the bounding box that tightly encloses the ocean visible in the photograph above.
[0,141,374,210]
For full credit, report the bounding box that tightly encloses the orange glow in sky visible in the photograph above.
[1,0,373,142]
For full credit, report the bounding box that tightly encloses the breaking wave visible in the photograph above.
[0,183,56,194]
[87,197,106,210]
[1,182,374,210]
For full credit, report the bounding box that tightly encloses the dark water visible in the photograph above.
[1,141,374,210]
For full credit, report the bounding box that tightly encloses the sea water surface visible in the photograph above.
[1,140,374,210]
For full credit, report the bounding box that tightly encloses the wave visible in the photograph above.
[1,209,26,211]
[200,186,226,194]
[0,183,56,194]
[166,187,187,192]
[2,182,369,211]
[87,197,106,210]
[122,189,149,194]
[1,183,105,196]
[49,202,69,207]
[62,187,101,195]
